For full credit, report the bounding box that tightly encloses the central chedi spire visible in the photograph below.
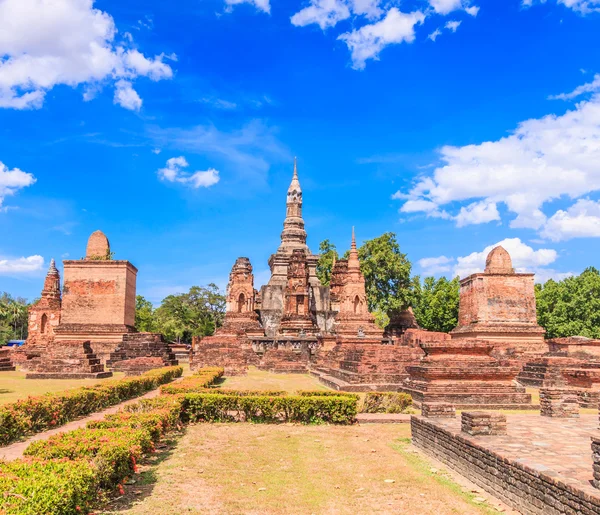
[278,157,308,253]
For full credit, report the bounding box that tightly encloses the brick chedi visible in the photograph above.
[451,246,546,359]
[20,231,177,378]
[191,257,262,375]
[53,230,137,363]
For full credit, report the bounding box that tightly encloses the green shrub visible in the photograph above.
[297,390,361,400]
[361,392,412,414]
[183,393,357,425]
[24,427,152,489]
[87,408,178,442]
[0,366,182,446]
[160,366,224,395]
[0,458,99,515]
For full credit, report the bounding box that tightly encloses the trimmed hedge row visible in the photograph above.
[361,392,412,414]
[182,393,357,424]
[297,390,361,400]
[159,367,223,395]
[0,366,183,446]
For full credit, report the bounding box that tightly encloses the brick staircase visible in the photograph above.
[0,348,16,372]
[107,333,178,372]
[26,340,112,379]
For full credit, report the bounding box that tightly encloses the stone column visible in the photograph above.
[540,388,580,418]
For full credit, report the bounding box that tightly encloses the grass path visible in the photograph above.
[221,367,328,393]
[104,424,498,515]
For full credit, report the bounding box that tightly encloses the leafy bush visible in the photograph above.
[160,366,223,394]
[183,393,357,424]
[24,427,153,489]
[361,392,412,414]
[87,408,179,442]
[0,458,99,515]
[0,366,182,446]
[297,390,361,400]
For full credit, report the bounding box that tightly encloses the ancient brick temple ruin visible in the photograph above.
[16,231,177,378]
[191,160,441,385]
[450,246,546,359]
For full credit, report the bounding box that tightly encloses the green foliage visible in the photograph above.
[183,393,357,424]
[355,233,413,318]
[536,267,600,338]
[86,408,181,442]
[0,458,99,515]
[0,292,29,345]
[412,276,460,333]
[135,295,157,332]
[160,366,224,394]
[24,427,153,489]
[316,239,339,286]
[0,366,182,446]
[361,392,412,414]
[296,390,361,400]
[154,284,226,343]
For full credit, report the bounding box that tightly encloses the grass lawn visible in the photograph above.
[221,367,329,393]
[103,423,499,515]
[0,368,126,405]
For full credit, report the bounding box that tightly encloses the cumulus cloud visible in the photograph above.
[541,199,600,241]
[549,74,600,100]
[418,255,453,275]
[0,161,36,208]
[291,0,351,28]
[454,238,557,278]
[225,0,271,14]
[429,0,479,15]
[0,255,44,275]
[428,28,443,41]
[0,0,174,110]
[396,87,600,236]
[522,0,600,14]
[158,157,220,189]
[445,20,462,31]
[338,9,425,70]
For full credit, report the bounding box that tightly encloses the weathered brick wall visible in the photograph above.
[61,261,137,326]
[461,411,506,435]
[412,416,600,515]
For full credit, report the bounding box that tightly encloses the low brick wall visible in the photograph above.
[411,416,600,515]
[422,402,455,418]
[461,411,506,436]
[540,387,580,418]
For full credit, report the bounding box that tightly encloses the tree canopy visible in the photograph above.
[412,276,460,333]
[0,293,29,345]
[316,239,339,287]
[536,267,600,339]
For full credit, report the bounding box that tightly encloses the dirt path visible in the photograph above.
[103,423,502,515]
[0,388,162,461]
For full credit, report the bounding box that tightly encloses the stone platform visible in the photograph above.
[412,413,600,514]
[0,348,16,372]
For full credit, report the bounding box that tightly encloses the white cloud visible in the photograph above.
[291,0,351,29]
[225,0,271,14]
[445,20,462,31]
[338,8,425,70]
[0,161,36,208]
[0,0,174,110]
[541,199,600,241]
[523,0,600,13]
[150,120,290,184]
[0,255,44,275]
[549,74,600,100]
[455,200,500,227]
[114,80,142,111]
[453,238,559,279]
[428,0,479,15]
[397,89,600,234]
[428,28,442,41]
[158,157,220,189]
[418,255,453,275]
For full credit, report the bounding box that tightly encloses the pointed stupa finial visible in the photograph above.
[293,156,297,177]
[351,226,356,250]
[48,258,58,275]
[288,157,301,194]
[348,226,360,270]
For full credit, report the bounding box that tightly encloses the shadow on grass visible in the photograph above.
[100,429,186,514]
[0,389,13,394]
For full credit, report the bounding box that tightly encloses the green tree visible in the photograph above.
[154,284,226,344]
[412,276,460,333]
[536,267,600,338]
[135,295,157,332]
[0,293,29,345]
[356,233,413,318]
[316,239,339,286]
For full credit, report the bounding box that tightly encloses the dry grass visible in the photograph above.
[221,367,329,393]
[0,368,125,405]
[104,424,499,515]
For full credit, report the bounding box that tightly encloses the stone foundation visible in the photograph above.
[540,388,580,418]
[107,332,178,370]
[0,348,15,372]
[461,411,506,435]
[25,340,112,379]
[258,348,308,373]
[422,402,455,418]
[110,357,165,376]
[412,416,600,515]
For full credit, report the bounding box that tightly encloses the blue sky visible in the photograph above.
[1,0,600,303]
